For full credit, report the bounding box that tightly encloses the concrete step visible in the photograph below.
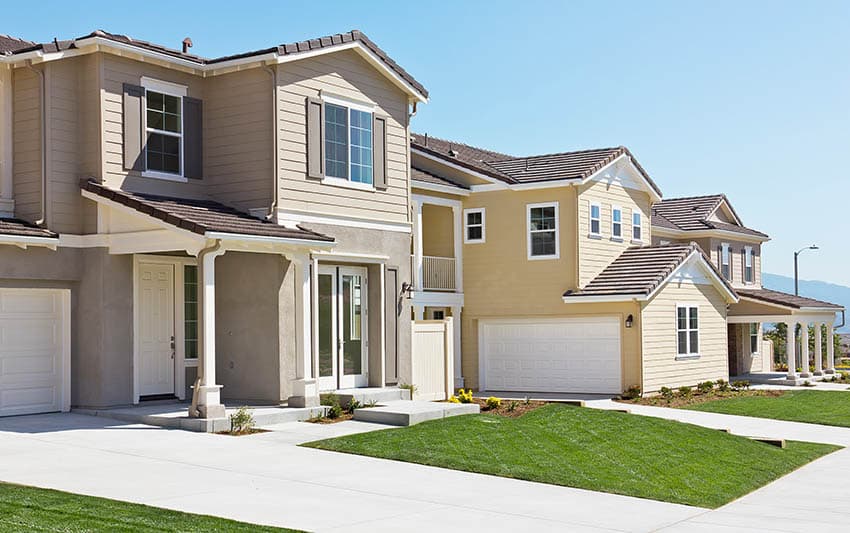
[333,387,410,406]
[353,400,479,426]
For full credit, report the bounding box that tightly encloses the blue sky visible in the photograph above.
[8,1,850,285]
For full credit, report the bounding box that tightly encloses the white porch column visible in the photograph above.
[0,65,13,218]
[814,323,824,376]
[800,323,811,378]
[195,243,226,419]
[451,305,463,388]
[413,305,424,321]
[289,253,318,407]
[785,321,797,380]
[826,322,836,374]
[412,199,424,291]
[452,205,463,293]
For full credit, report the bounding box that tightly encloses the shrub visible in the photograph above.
[731,380,751,391]
[345,398,362,414]
[802,380,814,387]
[229,406,255,434]
[456,388,474,403]
[678,386,693,398]
[715,379,730,392]
[697,381,715,394]
[485,396,502,410]
[506,400,519,412]
[363,399,378,408]
[398,383,417,398]
[447,395,460,403]
[320,393,343,419]
[621,385,642,400]
[659,386,674,401]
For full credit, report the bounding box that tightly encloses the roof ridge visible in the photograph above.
[657,193,725,203]
[493,145,624,163]
[410,132,514,160]
[0,34,36,44]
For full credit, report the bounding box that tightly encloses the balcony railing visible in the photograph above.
[422,255,456,291]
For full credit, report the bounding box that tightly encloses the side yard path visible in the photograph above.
[586,399,850,532]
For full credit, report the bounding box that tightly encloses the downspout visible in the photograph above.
[264,65,279,220]
[25,60,47,226]
[189,239,224,418]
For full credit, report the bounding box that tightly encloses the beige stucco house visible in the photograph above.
[410,136,844,394]
[0,30,426,418]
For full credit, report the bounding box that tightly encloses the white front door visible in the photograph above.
[317,265,368,391]
[138,263,175,397]
[480,316,622,394]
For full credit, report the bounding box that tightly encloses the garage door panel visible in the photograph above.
[482,317,621,394]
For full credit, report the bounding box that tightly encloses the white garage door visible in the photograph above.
[0,289,70,417]
[481,317,622,394]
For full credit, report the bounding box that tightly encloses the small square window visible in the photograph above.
[464,208,485,243]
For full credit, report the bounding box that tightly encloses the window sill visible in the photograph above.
[631,239,643,245]
[587,233,602,240]
[528,254,560,261]
[464,239,485,245]
[322,176,375,192]
[610,236,623,243]
[141,170,188,183]
[675,354,701,361]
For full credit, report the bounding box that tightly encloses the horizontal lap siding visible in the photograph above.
[13,68,40,223]
[578,179,651,287]
[276,50,409,225]
[641,281,728,392]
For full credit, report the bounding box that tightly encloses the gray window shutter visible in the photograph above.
[306,97,324,179]
[373,114,388,190]
[122,83,145,171]
[183,97,203,179]
[384,267,399,384]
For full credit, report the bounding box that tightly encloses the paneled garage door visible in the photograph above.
[480,317,622,394]
[0,289,70,417]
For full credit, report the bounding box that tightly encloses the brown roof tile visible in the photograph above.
[651,194,769,239]
[411,166,469,190]
[736,288,843,310]
[0,34,35,54]
[0,218,57,239]
[82,180,334,243]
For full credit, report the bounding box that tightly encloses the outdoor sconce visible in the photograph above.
[401,282,414,299]
[625,314,634,328]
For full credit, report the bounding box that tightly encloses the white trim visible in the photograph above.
[0,234,58,250]
[411,179,470,196]
[589,202,602,237]
[321,176,375,192]
[60,289,71,412]
[312,251,389,264]
[463,207,486,244]
[676,302,700,358]
[411,291,464,307]
[140,170,188,183]
[321,93,376,113]
[276,209,411,233]
[580,154,663,203]
[563,293,644,303]
[527,201,560,260]
[707,198,743,226]
[651,225,770,243]
[140,77,188,97]
[203,231,335,248]
[411,193,462,209]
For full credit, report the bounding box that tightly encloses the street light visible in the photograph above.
[794,244,819,296]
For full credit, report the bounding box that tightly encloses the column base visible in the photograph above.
[288,378,319,408]
[800,372,812,378]
[814,370,824,376]
[786,372,798,380]
[191,384,225,419]
[825,369,836,375]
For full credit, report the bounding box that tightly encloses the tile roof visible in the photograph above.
[5,30,427,98]
[651,194,769,239]
[410,133,662,195]
[0,218,58,239]
[563,242,733,298]
[736,288,843,310]
[0,34,35,54]
[82,180,334,243]
[411,166,469,190]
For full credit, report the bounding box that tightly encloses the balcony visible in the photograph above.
[422,255,456,291]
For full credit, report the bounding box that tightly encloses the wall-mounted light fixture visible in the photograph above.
[401,282,414,299]
[625,314,634,328]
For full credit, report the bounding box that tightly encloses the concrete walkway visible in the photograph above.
[0,412,700,532]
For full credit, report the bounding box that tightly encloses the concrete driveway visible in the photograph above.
[0,412,700,532]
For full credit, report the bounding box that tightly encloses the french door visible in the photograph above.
[318,265,368,390]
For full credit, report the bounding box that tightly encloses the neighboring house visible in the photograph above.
[0,30,427,418]
[410,136,844,394]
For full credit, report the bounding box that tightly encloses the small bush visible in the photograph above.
[802,380,814,387]
[346,398,362,414]
[715,379,730,392]
[320,393,343,419]
[731,380,751,391]
[697,381,715,394]
[447,395,460,403]
[678,386,693,398]
[456,388,474,403]
[506,400,519,412]
[363,399,378,408]
[659,386,674,401]
[485,396,502,410]
[398,383,417,398]
[229,406,255,434]
[621,385,642,400]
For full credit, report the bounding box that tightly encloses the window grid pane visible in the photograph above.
[612,209,622,237]
[349,109,373,184]
[145,91,182,174]
[530,206,557,256]
[324,103,349,179]
[590,205,601,234]
[184,265,198,359]
[633,213,642,240]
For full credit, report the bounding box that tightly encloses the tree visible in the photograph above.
[763,322,840,370]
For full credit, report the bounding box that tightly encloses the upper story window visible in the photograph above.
[324,101,373,185]
[744,246,754,283]
[146,91,183,175]
[632,212,642,241]
[611,207,622,240]
[464,208,485,244]
[589,203,601,236]
[527,202,559,260]
[677,305,699,357]
[720,243,731,280]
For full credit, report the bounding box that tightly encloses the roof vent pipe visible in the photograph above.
[182,37,193,54]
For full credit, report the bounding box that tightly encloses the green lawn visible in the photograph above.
[302,404,838,508]
[0,482,299,532]
[684,390,850,427]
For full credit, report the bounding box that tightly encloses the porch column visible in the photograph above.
[814,323,824,376]
[826,322,836,374]
[785,320,797,380]
[288,253,318,408]
[412,198,424,291]
[413,305,424,321]
[452,205,463,293]
[799,323,811,378]
[195,243,226,419]
[451,305,463,388]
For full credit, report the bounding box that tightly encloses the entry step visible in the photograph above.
[353,400,479,426]
[334,387,410,406]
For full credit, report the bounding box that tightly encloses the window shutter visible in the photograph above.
[183,97,203,179]
[372,114,388,190]
[716,245,722,269]
[306,97,324,179]
[122,83,145,171]
[741,249,746,281]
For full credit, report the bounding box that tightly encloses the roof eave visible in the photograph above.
[650,225,771,243]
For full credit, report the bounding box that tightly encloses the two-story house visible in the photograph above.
[0,30,427,419]
[410,135,843,394]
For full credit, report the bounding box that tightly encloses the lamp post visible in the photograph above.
[794,245,819,296]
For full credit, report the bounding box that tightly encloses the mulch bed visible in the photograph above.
[472,397,547,418]
[305,412,354,424]
[618,389,785,408]
[216,428,269,436]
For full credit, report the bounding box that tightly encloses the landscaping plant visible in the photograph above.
[621,385,641,400]
[229,406,255,435]
[456,388,474,403]
[485,396,502,410]
[320,393,343,419]
[697,381,714,394]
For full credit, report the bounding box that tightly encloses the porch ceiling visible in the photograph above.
[729,287,843,323]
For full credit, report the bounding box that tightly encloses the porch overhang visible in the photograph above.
[728,288,843,325]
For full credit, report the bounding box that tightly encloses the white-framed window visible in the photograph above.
[632,212,642,241]
[323,96,374,187]
[744,246,754,283]
[611,206,622,239]
[463,208,486,244]
[589,203,601,236]
[527,202,559,259]
[676,304,699,357]
[720,243,731,280]
[749,323,759,354]
[141,77,187,180]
